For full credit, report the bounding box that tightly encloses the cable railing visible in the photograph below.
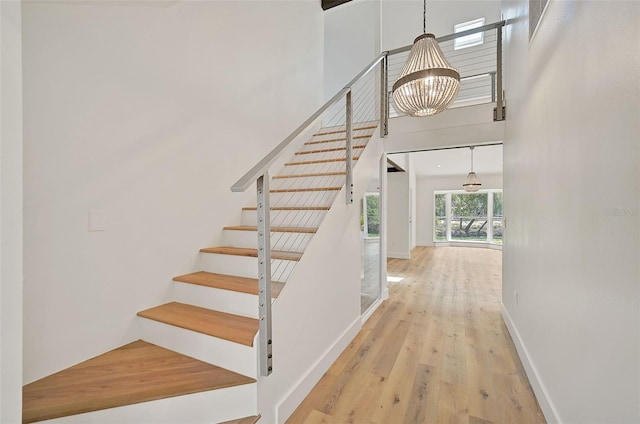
[387,21,505,118]
[230,20,505,377]
[230,53,387,377]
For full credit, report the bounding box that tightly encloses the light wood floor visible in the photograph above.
[286,247,545,424]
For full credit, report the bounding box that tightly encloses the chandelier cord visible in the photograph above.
[423,0,426,33]
[470,147,475,172]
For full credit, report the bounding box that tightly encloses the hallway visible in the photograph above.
[287,247,545,423]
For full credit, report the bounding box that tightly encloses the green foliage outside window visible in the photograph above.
[366,194,380,237]
[434,190,503,244]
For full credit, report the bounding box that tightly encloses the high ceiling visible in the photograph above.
[392,144,503,178]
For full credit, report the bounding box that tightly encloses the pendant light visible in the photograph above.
[392,0,460,117]
[463,147,481,192]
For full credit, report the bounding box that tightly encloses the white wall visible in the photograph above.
[381,0,501,51]
[22,0,323,383]
[501,1,640,423]
[0,1,23,421]
[416,173,502,246]
[408,155,417,249]
[387,167,411,258]
[258,131,385,424]
[385,103,504,153]
[324,0,381,100]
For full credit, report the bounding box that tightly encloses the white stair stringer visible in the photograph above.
[40,383,257,424]
[196,251,297,282]
[137,316,258,379]
[222,228,313,252]
[168,280,260,319]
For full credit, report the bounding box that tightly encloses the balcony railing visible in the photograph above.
[387,21,505,119]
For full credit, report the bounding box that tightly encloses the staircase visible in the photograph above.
[22,123,377,424]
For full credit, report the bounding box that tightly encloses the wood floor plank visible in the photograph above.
[286,247,546,424]
[22,340,255,423]
[137,302,258,346]
[322,372,382,424]
[405,364,440,424]
[173,271,284,298]
[370,321,424,424]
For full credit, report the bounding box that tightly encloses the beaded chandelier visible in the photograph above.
[392,0,460,117]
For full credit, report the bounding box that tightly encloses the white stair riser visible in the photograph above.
[168,282,259,319]
[42,383,257,424]
[270,174,346,190]
[137,317,257,378]
[196,252,297,282]
[269,191,338,207]
[241,209,327,228]
[222,229,313,252]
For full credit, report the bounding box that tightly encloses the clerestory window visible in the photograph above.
[454,18,485,50]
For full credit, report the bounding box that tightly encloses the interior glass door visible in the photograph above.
[361,191,381,314]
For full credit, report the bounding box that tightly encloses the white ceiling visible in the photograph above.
[391,144,503,178]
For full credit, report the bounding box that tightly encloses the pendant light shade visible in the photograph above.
[392,34,461,117]
[463,147,481,192]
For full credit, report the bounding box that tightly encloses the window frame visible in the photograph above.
[453,17,486,50]
[433,189,503,245]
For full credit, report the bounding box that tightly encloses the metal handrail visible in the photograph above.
[231,21,506,192]
[386,20,506,56]
[230,53,387,193]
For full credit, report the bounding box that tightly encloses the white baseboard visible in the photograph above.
[501,305,561,424]
[387,251,410,259]
[433,241,502,250]
[275,317,362,424]
[361,298,384,324]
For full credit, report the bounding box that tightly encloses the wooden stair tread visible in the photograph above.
[224,225,317,234]
[313,124,377,136]
[272,171,346,179]
[173,271,284,298]
[22,340,255,423]
[270,187,341,193]
[242,206,330,211]
[200,246,303,261]
[295,144,367,155]
[285,156,360,166]
[218,415,261,424]
[304,134,372,145]
[137,302,258,346]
